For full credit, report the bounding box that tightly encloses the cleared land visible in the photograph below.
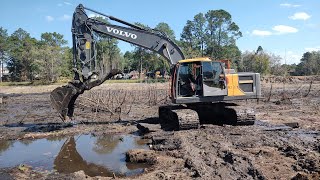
[0,77,319,179]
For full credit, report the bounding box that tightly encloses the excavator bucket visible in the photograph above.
[50,85,79,121]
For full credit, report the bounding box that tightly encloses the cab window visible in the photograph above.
[202,61,224,88]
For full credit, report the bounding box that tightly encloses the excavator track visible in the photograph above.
[159,103,256,131]
[159,105,200,131]
[173,109,200,130]
[232,106,256,125]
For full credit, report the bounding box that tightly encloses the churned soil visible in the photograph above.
[0,77,319,179]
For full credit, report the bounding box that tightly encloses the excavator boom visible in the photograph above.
[50,4,184,120]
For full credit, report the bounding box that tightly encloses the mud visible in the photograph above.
[0,80,319,179]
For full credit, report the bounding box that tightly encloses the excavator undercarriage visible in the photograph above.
[159,102,255,131]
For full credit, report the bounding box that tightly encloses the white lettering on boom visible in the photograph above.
[106,26,137,39]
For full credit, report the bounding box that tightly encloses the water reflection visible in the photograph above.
[19,139,33,146]
[93,136,120,154]
[46,135,68,142]
[0,140,13,155]
[54,137,115,177]
[0,134,149,177]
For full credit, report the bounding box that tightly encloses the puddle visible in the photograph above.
[0,134,150,177]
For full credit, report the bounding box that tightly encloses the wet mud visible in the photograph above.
[0,81,319,179]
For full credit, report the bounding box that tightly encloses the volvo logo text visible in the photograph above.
[106,26,137,39]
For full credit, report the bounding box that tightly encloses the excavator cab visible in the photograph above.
[173,58,227,101]
[172,57,261,105]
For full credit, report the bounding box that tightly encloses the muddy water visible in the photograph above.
[0,134,150,177]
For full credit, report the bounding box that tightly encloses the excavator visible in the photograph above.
[50,4,261,130]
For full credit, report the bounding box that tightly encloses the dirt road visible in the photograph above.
[0,79,319,179]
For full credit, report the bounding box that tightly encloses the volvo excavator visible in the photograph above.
[50,4,261,130]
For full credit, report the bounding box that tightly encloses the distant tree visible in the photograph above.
[154,22,176,40]
[154,22,176,72]
[7,28,37,81]
[180,20,201,58]
[122,51,135,72]
[180,9,242,66]
[282,64,297,76]
[253,52,270,75]
[125,22,172,76]
[295,51,320,75]
[0,27,8,55]
[41,32,67,47]
[240,46,281,75]
[131,22,150,77]
[269,53,284,75]
[59,47,73,78]
[256,46,263,54]
[0,27,8,82]
[193,13,206,57]
[205,9,242,60]
[93,17,121,74]
[36,32,68,82]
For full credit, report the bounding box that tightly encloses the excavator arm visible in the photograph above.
[50,4,185,120]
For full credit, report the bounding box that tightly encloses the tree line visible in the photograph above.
[1,9,320,83]
[0,28,72,83]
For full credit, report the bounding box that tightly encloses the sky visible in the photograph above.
[1,0,319,64]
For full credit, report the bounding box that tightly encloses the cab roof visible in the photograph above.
[178,57,212,63]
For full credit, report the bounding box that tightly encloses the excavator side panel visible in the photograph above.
[225,74,245,96]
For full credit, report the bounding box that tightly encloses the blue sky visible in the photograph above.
[1,0,319,64]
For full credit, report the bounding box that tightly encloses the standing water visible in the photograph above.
[0,134,150,177]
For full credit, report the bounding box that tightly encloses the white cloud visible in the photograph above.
[287,51,301,64]
[281,51,302,64]
[272,25,298,34]
[280,3,301,8]
[289,12,311,20]
[306,23,318,28]
[63,2,72,6]
[252,30,272,36]
[305,46,320,52]
[45,16,54,22]
[251,25,298,37]
[59,14,71,21]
